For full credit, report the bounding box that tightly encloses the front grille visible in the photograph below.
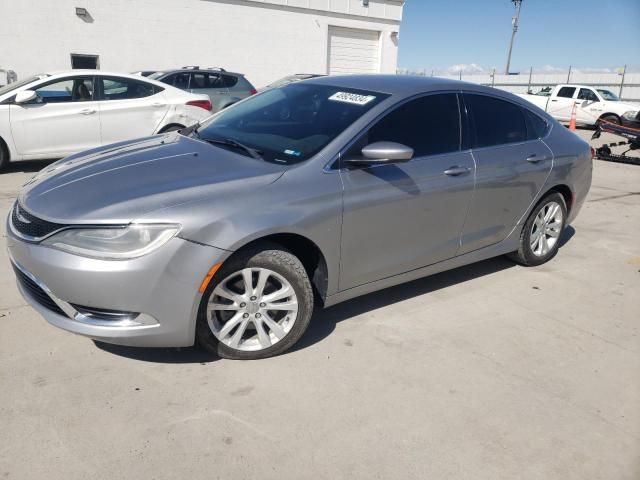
[11,202,66,240]
[12,264,67,317]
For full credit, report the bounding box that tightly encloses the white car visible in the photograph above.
[0,70,213,169]
[517,84,640,128]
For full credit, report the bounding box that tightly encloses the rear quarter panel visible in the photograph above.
[158,92,211,131]
[542,124,592,223]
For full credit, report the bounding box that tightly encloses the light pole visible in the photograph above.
[505,0,523,75]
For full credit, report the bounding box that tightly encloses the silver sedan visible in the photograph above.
[7,75,592,359]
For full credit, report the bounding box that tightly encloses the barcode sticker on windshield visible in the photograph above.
[329,92,376,106]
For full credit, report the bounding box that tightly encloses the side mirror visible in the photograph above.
[14,90,38,104]
[346,141,414,167]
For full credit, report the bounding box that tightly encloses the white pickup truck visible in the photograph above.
[517,84,640,128]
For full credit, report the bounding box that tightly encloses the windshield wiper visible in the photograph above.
[179,122,200,137]
[202,137,264,160]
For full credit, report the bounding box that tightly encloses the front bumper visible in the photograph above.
[7,226,230,347]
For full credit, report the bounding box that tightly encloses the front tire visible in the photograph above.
[196,246,314,360]
[508,192,567,266]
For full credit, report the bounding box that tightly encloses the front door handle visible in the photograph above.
[526,154,547,163]
[79,108,97,115]
[443,166,470,176]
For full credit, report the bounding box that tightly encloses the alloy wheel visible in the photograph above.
[206,268,299,352]
[530,201,563,257]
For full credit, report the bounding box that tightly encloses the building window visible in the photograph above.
[70,54,99,69]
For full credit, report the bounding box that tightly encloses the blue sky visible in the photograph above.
[398,0,640,73]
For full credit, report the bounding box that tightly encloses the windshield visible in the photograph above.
[596,89,619,101]
[195,84,389,164]
[0,74,48,97]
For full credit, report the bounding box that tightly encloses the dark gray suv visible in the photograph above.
[149,67,256,112]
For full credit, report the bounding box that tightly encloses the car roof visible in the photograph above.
[44,70,162,79]
[153,69,245,77]
[45,70,106,76]
[303,74,500,97]
[36,70,195,93]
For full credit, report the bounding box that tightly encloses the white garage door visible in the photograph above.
[328,26,381,75]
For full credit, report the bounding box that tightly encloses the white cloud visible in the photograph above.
[397,64,640,76]
[538,64,565,73]
[573,66,614,73]
[447,63,485,74]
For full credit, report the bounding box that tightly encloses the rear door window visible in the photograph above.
[190,73,210,89]
[222,75,239,88]
[465,94,528,148]
[557,87,576,98]
[523,109,549,140]
[210,74,226,89]
[163,72,190,90]
[99,77,157,100]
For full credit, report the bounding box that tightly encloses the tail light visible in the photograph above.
[186,99,212,111]
[590,146,596,159]
[249,88,257,95]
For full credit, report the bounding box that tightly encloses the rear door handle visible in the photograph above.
[79,108,97,115]
[443,166,471,176]
[152,102,167,107]
[526,154,547,163]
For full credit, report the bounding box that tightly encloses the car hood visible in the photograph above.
[18,133,286,224]
[613,101,640,112]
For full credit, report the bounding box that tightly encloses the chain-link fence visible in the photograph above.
[397,67,640,103]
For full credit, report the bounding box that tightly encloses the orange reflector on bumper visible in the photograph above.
[198,262,222,293]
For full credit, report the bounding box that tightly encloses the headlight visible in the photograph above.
[41,224,180,259]
[622,110,638,120]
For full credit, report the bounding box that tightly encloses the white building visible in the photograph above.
[0,0,405,87]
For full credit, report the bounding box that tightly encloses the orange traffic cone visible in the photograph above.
[569,102,577,131]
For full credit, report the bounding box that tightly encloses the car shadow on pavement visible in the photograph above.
[292,256,515,353]
[4,159,54,173]
[94,226,576,363]
[294,225,576,352]
[93,342,218,364]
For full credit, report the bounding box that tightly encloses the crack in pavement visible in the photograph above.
[587,192,640,203]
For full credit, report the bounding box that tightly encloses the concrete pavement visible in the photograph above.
[0,131,638,479]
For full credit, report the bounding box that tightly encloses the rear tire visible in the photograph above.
[597,114,621,127]
[196,245,314,360]
[159,124,185,133]
[0,139,9,171]
[507,192,567,266]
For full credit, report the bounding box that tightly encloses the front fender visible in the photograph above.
[0,106,18,160]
